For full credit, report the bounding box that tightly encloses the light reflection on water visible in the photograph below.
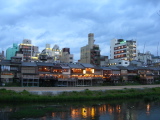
[1,100,160,120]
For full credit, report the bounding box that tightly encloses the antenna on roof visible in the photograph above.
[143,42,146,63]
[157,42,159,56]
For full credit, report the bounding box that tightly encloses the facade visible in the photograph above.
[110,39,137,61]
[0,57,21,85]
[107,59,130,67]
[6,43,19,60]
[60,48,73,63]
[0,50,5,61]
[41,44,61,62]
[137,51,152,65]
[0,58,160,86]
[18,39,39,62]
[152,56,160,63]
[80,33,100,66]
[100,56,108,66]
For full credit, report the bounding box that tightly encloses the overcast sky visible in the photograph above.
[0,0,160,61]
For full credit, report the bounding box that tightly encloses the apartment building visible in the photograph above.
[80,33,100,66]
[110,39,137,61]
[18,39,39,62]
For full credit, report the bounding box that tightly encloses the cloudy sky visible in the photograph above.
[0,0,160,61]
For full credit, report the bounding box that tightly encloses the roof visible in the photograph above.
[101,67,111,70]
[0,60,11,65]
[36,62,53,66]
[21,62,37,67]
[80,63,95,68]
[93,66,102,70]
[60,64,70,69]
[109,66,120,70]
[117,66,128,70]
[126,66,137,70]
[68,63,84,69]
[148,67,160,71]
[53,64,62,69]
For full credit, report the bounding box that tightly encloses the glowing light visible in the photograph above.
[83,70,86,74]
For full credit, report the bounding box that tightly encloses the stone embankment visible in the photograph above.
[1,85,160,95]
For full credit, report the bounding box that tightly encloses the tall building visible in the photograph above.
[110,39,137,61]
[6,43,19,60]
[80,33,100,65]
[60,48,73,63]
[18,39,39,62]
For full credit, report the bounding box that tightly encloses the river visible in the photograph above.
[0,99,160,120]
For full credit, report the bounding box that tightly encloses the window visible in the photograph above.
[119,62,121,64]
[125,62,128,64]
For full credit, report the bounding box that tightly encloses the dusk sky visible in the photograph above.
[0,0,160,61]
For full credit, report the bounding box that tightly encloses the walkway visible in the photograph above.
[1,85,160,95]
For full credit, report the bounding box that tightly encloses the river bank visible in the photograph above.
[1,85,160,102]
[1,84,160,95]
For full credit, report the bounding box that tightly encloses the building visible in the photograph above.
[107,59,130,67]
[137,51,152,65]
[0,50,5,61]
[60,48,73,63]
[41,44,61,62]
[18,39,39,62]
[6,43,19,60]
[80,33,100,66]
[110,39,137,61]
[100,55,109,66]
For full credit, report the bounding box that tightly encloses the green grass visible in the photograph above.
[1,87,160,102]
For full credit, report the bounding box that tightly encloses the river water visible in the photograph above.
[0,99,160,120]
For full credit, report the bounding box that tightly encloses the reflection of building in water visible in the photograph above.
[70,104,123,119]
[0,102,159,120]
[146,104,150,115]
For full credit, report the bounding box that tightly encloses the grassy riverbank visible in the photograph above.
[1,87,160,102]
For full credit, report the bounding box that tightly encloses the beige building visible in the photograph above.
[60,48,73,63]
[80,33,100,65]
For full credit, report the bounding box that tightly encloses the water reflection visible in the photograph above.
[0,101,160,120]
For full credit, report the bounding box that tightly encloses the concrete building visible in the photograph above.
[60,48,73,63]
[107,59,130,67]
[80,33,100,66]
[100,56,109,66]
[110,39,137,61]
[17,39,39,62]
[137,51,152,65]
[0,50,5,61]
[6,43,19,60]
[41,44,61,62]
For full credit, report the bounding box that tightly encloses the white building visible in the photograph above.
[110,39,137,61]
[107,59,130,67]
